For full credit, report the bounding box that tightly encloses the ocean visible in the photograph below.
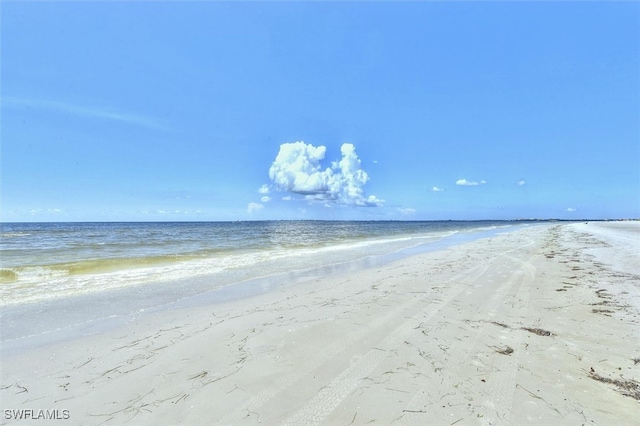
[0,221,523,307]
[1,220,535,351]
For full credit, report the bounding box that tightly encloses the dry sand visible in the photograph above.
[1,222,639,425]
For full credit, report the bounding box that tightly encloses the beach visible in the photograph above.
[1,222,638,425]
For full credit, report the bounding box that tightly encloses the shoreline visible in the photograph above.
[0,221,523,308]
[0,224,529,355]
[1,223,638,424]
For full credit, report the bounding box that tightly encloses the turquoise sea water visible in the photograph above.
[0,221,523,307]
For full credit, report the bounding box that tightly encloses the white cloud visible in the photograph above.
[28,208,64,215]
[282,196,293,201]
[247,202,264,213]
[365,195,384,206]
[398,208,416,215]
[268,141,384,207]
[260,196,271,203]
[3,96,166,131]
[258,184,270,194]
[456,179,486,186]
[304,194,327,202]
[566,207,577,212]
[430,186,445,192]
[517,179,526,186]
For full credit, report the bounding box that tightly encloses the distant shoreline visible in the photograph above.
[1,218,638,224]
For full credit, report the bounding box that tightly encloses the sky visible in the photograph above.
[1,2,639,222]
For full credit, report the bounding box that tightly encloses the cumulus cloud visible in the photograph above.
[430,186,445,192]
[267,141,384,207]
[516,179,526,186]
[258,184,270,194]
[247,202,263,213]
[456,179,486,186]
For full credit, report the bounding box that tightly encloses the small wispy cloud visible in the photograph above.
[156,209,190,215]
[247,202,264,213]
[260,196,271,203]
[516,179,526,186]
[161,190,192,200]
[430,186,445,192]
[2,96,167,131]
[566,207,577,212]
[397,208,416,215]
[28,208,63,215]
[258,184,270,194]
[456,179,486,186]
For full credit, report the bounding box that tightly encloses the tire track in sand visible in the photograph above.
[280,253,519,426]
[220,261,492,424]
[477,254,535,425]
[401,249,536,425]
[217,288,419,423]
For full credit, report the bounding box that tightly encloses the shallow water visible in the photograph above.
[1,221,520,306]
[0,221,537,355]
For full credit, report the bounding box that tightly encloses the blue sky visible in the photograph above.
[2,2,638,221]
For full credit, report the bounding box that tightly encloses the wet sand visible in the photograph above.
[2,222,638,425]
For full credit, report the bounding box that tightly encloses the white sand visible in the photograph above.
[2,222,639,425]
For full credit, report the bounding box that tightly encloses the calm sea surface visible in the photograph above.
[1,221,521,307]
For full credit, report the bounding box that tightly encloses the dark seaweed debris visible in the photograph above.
[521,327,553,336]
[494,346,514,356]
[588,371,640,401]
